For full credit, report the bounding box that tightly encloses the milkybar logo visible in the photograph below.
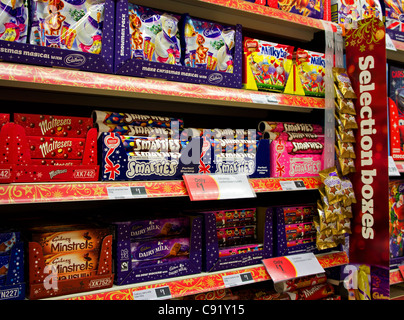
[39,140,73,158]
[358,55,377,240]
[38,118,72,135]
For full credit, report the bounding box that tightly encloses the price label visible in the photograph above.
[183,174,256,201]
[222,272,254,288]
[388,156,401,176]
[279,180,306,191]
[133,286,172,300]
[107,186,148,199]
[250,93,279,105]
[262,253,324,283]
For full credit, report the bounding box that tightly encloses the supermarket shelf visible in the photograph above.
[388,40,404,63]
[0,62,323,113]
[0,177,321,205]
[42,251,348,300]
[134,0,329,42]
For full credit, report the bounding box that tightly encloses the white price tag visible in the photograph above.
[389,156,401,176]
[250,93,279,105]
[279,180,306,191]
[222,272,254,288]
[386,33,397,51]
[107,186,148,199]
[133,286,172,300]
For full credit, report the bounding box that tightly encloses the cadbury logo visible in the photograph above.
[208,73,223,84]
[203,27,222,38]
[64,54,86,67]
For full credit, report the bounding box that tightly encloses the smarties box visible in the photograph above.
[114,0,242,88]
[0,0,115,73]
[202,207,273,272]
[113,215,202,285]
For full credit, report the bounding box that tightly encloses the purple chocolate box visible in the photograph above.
[113,215,202,285]
[0,0,115,73]
[129,217,190,240]
[114,0,242,88]
[202,207,273,272]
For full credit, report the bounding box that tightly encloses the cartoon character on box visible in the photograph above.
[389,182,404,257]
[0,0,28,42]
[154,14,180,64]
[278,0,323,18]
[75,3,104,54]
[129,13,143,58]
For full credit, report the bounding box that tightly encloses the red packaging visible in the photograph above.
[293,283,335,300]
[217,225,257,247]
[27,136,86,159]
[274,273,327,293]
[31,159,82,166]
[14,113,93,138]
[283,206,315,224]
[285,222,315,241]
[0,114,9,127]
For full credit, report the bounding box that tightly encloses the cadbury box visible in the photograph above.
[113,215,202,285]
[389,180,404,268]
[202,207,273,272]
[0,232,25,300]
[274,205,318,256]
[0,0,115,73]
[114,0,242,88]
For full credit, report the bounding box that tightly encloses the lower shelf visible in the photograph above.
[42,251,348,300]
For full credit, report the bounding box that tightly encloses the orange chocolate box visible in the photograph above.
[31,226,111,255]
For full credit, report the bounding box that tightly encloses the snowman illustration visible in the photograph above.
[154,14,180,65]
[217,28,234,73]
[75,2,104,53]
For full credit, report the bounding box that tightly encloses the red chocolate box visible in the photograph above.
[14,113,93,138]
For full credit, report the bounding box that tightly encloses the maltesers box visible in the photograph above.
[27,227,113,300]
[202,207,273,272]
[0,0,115,73]
[113,215,202,285]
[0,232,25,301]
[0,121,99,183]
[114,0,242,88]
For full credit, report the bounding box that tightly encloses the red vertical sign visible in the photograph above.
[345,18,390,267]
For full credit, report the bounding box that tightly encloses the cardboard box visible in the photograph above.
[0,232,25,301]
[0,0,115,73]
[202,207,273,272]
[114,0,242,88]
[113,215,202,285]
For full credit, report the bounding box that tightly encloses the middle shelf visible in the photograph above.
[0,177,322,205]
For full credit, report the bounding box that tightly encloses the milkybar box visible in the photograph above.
[43,250,99,281]
[27,136,86,159]
[14,113,93,138]
[30,225,111,255]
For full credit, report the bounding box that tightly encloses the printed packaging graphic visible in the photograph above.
[127,4,181,65]
[0,0,29,43]
[296,48,325,97]
[243,37,293,92]
[183,15,235,73]
[30,0,105,54]
[388,65,404,161]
